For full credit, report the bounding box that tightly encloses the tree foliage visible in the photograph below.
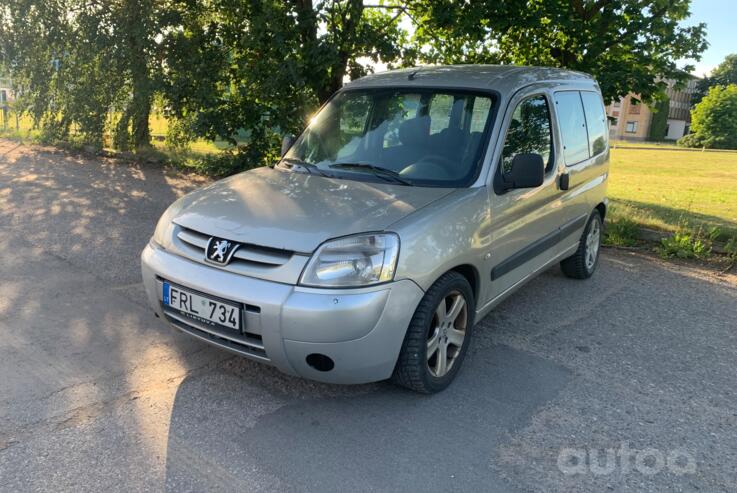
[0,0,176,150]
[407,0,707,104]
[648,95,669,141]
[0,0,710,166]
[678,84,737,150]
[694,54,737,104]
[708,54,737,87]
[161,0,409,166]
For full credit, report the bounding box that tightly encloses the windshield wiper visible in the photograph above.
[280,158,331,177]
[329,162,413,186]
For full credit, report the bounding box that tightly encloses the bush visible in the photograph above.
[726,237,737,259]
[679,84,737,150]
[677,133,702,148]
[165,114,196,151]
[193,148,267,177]
[657,226,718,259]
[603,216,640,247]
[723,237,737,272]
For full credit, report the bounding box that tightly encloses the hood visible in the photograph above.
[171,167,454,253]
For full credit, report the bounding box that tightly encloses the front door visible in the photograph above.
[485,88,569,302]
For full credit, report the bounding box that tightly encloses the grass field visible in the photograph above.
[608,147,737,241]
[611,139,682,149]
[0,110,225,159]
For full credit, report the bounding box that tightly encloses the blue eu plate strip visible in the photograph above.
[163,282,171,305]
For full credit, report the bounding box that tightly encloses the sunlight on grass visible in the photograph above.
[611,139,682,149]
[608,147,737,240]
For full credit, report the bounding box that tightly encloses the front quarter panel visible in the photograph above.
[391,188,491,302]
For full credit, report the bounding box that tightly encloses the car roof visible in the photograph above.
[343,64,598,95]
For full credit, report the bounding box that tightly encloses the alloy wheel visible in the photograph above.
[585,218,601,271]
[427,290,468,378]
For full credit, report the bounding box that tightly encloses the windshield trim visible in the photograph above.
[281,85,501,189]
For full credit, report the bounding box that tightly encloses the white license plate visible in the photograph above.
[162,281,241,331]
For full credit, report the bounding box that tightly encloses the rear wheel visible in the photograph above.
[561,210,602,279]
[392,271,475,393]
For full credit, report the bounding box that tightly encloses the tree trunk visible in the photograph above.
[131,81,152,149]
[123,0,152,150]
[318,0,364,102]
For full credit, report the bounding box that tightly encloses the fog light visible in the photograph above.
[306,353,334,372]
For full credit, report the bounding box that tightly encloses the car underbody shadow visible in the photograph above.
[163,343,572,492]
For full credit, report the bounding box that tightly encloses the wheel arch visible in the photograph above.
[447,264,480,305]
[595,201,607,221]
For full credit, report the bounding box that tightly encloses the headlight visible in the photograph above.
[152,214,175,249]
[299,233,400,288]
[151,198,185,249]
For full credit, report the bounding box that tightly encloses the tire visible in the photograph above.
[392,271,475,393]
[560,210,602,279]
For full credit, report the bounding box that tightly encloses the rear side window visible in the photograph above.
[581,91,608,156]
[554,91,589,165]
[499,95,553,174]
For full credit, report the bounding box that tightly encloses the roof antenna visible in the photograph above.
[408,70,418,81]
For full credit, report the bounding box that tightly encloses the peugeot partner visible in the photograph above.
[141,65,609,393]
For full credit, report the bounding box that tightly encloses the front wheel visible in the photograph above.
[392,271,475,393]
[561,210,602,279]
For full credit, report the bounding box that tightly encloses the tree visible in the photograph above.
[1,0,710,166]
[162,0,409,166]
[648,95,670,141]
[694,54,737,104]
[407,0,707,104]
[709,54,737,87]
[0,0,177,150]
[0,1,124,147]
[679,84,737,149]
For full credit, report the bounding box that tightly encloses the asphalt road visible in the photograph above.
[1,140,736,492]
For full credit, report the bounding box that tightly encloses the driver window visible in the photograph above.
[499,95,553,174]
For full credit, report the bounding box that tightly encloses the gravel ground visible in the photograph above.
[1,140,736,492]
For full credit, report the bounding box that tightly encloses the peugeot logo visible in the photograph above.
[205,236,240,266]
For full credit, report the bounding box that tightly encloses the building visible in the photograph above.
[606,77,699,141]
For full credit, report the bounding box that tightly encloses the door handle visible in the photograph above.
[560,173,570,190]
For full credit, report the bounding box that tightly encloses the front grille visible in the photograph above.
[176,225,293,267]
[164,310,270,361]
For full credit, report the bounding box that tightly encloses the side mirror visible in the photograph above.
[281,134,295,157]
[504,153,545,190]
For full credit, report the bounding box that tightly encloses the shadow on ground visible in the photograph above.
[164,344,570,492]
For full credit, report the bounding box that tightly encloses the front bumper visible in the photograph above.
[141,242,424,384]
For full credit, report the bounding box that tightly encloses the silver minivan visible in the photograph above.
[141,65,608,393]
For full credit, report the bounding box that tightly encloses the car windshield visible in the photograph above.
[281,88,496,187]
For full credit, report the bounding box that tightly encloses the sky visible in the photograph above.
[678,0,736,76]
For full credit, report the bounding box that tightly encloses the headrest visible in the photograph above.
[398,116,430,147]
[437,126,467,142]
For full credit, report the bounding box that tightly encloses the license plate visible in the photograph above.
[162,281,241,331]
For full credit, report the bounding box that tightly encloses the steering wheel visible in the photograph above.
[400,155,457,180]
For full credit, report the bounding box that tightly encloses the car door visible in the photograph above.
[552,90,610,252]
[485,87,570,303]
